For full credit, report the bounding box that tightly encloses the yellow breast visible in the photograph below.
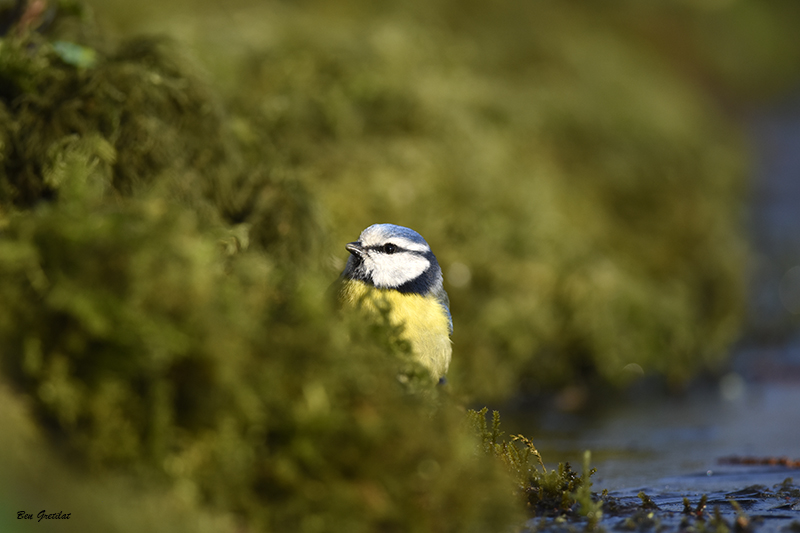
[340,279,452,380]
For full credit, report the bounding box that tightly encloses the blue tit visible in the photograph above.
[338,223,452,383]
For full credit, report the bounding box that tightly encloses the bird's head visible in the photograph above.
[342,223,442,294]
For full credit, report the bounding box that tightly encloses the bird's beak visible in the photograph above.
[345,242,364,257]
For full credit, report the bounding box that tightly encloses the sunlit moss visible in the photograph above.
[468,407,601,521]
[0,126,523,531]
[0,17,526,532]
[88,0,760,397]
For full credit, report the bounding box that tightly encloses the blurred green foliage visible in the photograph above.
[0,9,522,532]
[3,0,800,531]
[85,0,762,395]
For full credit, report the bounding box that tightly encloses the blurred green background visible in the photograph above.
[2,0,800,531]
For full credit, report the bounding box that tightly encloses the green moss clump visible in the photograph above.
[107,0,759,397]
[0,18,524,533]
[468,407,601,523]
[0,14,317,262]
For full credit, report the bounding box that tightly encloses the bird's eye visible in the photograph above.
[383,243,398,254]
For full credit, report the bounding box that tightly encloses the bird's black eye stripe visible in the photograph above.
[364,243,405,254]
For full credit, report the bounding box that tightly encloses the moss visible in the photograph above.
[0,138,523,531]
[684,495,709,519]
[0,16,523,532]
[468,407,601,522]
[637,492,659,511]
[90,0,762,398]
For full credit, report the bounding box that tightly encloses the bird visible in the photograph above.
[338,223,452,383]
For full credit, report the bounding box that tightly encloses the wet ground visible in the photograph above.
[522,370,800,530]
[529,370,800,492]
[510,353,800,531]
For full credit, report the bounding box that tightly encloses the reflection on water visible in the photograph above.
[526,377,800,491]
[750,96,800,336]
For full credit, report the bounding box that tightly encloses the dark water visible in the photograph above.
[510,342,800,530]
[518,377,800,531]
[527,375,800,492]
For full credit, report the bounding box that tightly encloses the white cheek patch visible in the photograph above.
[367,253,430,288]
